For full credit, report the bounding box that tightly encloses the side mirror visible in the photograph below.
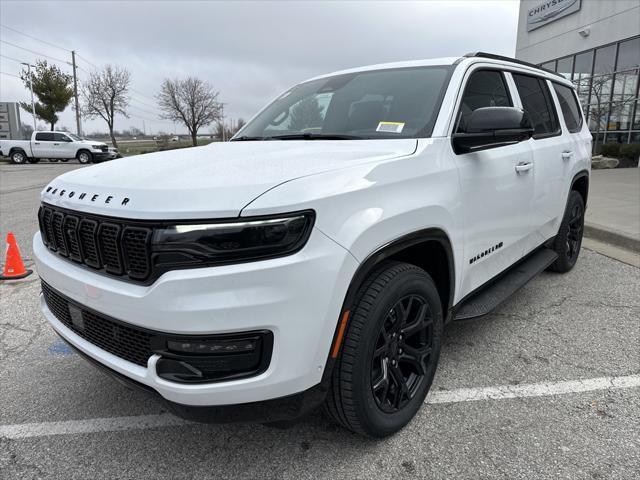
[452,107,535,154]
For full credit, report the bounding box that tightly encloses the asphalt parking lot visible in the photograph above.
[1,163,639,479]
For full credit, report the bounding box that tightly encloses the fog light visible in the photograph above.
[167,338,257,354]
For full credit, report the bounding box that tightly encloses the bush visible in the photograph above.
[599,142,621,158]
[619,143,640,161]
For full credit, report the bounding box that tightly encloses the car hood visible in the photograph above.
[41,139,417,219]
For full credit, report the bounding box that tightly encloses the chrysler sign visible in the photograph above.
[527,0,581,31]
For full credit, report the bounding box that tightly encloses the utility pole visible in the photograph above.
[21,63,37,130]
[71,50,82,136]
[220,103,226,142]
[142,119,146,136]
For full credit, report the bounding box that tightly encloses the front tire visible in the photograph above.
[10,150,27,164]
[549,190,585,273]
[77,150,92,164]
[325,262,443,437]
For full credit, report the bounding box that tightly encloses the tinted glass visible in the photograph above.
[455,70,511,133]
[553,83,583,133]
[594,45,617,74]
[556,56,573,80]
[35,132,54,141]
[513,74,559,137]
[53,133,71,141]
[617,38,640,71]
[573,51,594,105]
[236,66,452,140]
[541,61,556,72]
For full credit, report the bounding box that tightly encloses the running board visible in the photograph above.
[453,248,558,321]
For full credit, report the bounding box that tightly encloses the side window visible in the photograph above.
[35,132,54,141]
[53,133,71,142]
[552,83,583,133]
[512,74,560,138]
[456,70,512,133]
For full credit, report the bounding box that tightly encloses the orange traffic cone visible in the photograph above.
[0,232,33,280]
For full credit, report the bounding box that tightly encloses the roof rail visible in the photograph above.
[463,52,564,78]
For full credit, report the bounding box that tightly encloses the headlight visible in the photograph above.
[151,211,315,269]
[91,144,104,149]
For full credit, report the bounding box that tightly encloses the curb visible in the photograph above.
[584,222,640,253]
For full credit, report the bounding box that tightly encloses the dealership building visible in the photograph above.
[516,0,640,147]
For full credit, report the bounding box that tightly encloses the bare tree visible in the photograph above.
[81,65,131,148]
[577,70,638,151]
[157,77,221,146]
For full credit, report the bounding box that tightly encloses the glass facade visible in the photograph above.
[538,36,640,150]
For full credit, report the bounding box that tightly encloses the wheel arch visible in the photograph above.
[571,170,589,206]
[322,228,455,382]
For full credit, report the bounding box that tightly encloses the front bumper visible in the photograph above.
[91,151,112,161]
[34,228,358,407]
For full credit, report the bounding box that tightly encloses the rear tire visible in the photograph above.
[548,190,585,273]
[77,150,92,164]
[10,150,27,164]
[324,261,443,437]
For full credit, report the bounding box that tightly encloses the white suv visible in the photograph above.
[34,53,590,437]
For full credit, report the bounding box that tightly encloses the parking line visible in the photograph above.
[1,374,638,440]
[425,374,640,404]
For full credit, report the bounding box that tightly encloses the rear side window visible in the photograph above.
[552,83,583,133]
[512,73,559,138]
[456,70,512,133]
[35,132,54,141]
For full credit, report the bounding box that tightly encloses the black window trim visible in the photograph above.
[512,72,562,140]
[551,81,584,134]
[453,68,514,135]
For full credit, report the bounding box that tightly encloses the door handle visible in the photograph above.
[53,143,60,146]
[34,142,40,145]
[515,162,533,174]
[562,151,573,160]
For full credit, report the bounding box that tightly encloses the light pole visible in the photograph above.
[21,63,37,130]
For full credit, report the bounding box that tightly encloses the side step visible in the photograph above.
[453,248,558,321]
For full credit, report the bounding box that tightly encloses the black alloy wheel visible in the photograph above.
[549,190,585,273]
[371,294,433,413]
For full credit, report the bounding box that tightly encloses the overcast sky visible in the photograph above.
[0,0,519,136]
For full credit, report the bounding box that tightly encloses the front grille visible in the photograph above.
[39,204,151,281]
[42,281,153,366]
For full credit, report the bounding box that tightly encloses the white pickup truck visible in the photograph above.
[0,131,116,164]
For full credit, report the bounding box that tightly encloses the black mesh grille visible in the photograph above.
[122,227,152,280]
[42,282,153,366]
[98,223,123,275]
[40,204,151,281]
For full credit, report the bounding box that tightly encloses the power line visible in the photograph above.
[0,39,71,66]
[75,53,98,69]
[0,24,70,52]
[130,87,157,102]
[0,71,21,79]
[0,53,28,64]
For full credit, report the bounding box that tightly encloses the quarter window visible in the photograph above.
[512,74,559,138]
[456,70,512,133]
[553,83,583,133]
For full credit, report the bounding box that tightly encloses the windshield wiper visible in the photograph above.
[230,135,271,141]
[268,133,363,141]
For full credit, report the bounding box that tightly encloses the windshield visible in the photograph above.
[67,133,82,141]
[234,66,452,140]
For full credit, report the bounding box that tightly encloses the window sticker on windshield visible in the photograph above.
[376,121,405,133]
